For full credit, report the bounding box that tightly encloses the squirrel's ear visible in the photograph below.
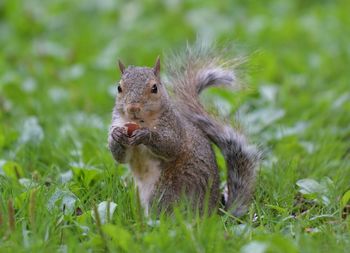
[118,60,125,74]
[153,56,161,76]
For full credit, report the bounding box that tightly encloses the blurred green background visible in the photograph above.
[0,0,350,252]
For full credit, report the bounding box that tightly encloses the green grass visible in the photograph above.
[1,0,350,252]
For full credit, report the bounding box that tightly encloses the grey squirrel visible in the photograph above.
[108,45,260,216]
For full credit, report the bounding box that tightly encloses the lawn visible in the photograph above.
[0,0,350,252]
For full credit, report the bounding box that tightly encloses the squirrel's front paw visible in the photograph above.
[110,127,130,146]
[129,127,151,146]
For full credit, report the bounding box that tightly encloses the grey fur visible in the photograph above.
[165,44,260,216]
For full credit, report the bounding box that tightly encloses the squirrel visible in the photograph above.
[108,45,260,216]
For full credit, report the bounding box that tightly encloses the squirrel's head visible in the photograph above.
[114,57,168,125]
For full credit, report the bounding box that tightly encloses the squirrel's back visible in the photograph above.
[165,43,260,216]
[154,110,221,213]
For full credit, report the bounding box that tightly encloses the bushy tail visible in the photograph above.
[165,44,260,217]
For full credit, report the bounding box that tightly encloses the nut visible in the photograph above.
[125,122,140,137]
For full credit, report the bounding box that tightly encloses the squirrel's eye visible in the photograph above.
[151,84,158,94]
[117,85,122,93]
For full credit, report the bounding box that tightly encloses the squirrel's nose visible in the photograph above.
[126,104,141,114]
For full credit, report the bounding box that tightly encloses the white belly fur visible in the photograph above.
[127,145,161,215]
[110,117,161,214]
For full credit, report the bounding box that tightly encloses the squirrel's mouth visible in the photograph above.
[127,115,144,124]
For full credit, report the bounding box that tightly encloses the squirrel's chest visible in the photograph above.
[126,145,161,214]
